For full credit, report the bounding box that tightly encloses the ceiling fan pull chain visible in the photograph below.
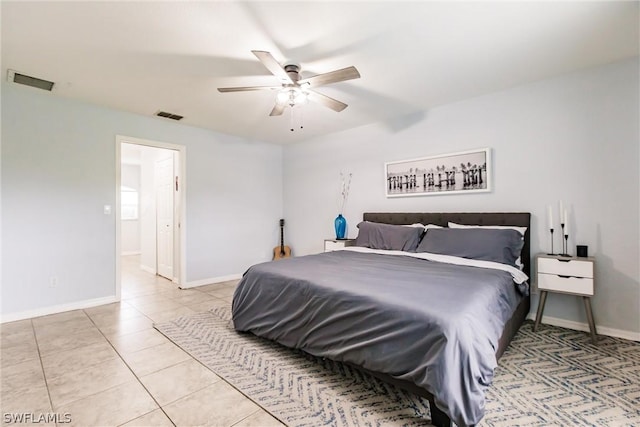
[290,106,294,132]
[300,107,304,130]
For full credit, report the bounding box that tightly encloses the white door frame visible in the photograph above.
[115,135,187,300]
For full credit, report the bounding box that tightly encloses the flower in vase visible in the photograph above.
[339,171,352,215]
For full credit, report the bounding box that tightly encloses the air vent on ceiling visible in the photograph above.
[7,70,54,91]
[156,111,184,121]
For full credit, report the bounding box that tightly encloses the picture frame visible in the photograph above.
[385,148,491,197]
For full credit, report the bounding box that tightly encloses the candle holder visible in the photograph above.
[560,223,566,256]
[563,233,570,257]
[547,228,555,255]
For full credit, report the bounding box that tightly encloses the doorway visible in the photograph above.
[116,135,186,299]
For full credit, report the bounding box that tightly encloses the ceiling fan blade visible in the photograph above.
[269,102,286,116]
[307,90,348,112]
[298,66,360,88]
[218,86,279,93]
[252,50,293,84]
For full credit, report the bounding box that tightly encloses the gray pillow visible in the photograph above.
[355,221,424,252]
[415,228,524,267]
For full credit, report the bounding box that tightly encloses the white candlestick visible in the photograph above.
[547,206,554,229]
[564,210,569,235]
[559,200,565,224]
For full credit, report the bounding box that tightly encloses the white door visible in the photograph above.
[156,157,174,279]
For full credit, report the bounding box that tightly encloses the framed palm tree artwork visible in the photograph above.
[384,148,491,197]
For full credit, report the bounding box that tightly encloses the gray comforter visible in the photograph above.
[232,250,524,426]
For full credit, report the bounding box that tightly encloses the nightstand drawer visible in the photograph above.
[537,257,593,278]
[538,273,594,295]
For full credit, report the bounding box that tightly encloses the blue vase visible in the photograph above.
[334,214,347,239]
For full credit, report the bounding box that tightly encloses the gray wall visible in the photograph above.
[283,59,639,335]
[1,81,283,318]
[2,58,638,336]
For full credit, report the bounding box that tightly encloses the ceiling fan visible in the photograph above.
[217,50,360,117]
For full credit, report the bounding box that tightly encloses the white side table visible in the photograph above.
[534,254,597,344]
[324,239,356,252]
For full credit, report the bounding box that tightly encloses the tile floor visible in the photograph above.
[0,255,285,427]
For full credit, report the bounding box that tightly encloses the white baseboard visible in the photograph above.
[1,295,119,323]
[140,264,155,274]
[527,313,640,342]
[181,274,242,289]
[121,251,141,256]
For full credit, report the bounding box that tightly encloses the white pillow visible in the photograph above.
[448,222,526,269]
[403,223,443,231]
[447,222,527,236]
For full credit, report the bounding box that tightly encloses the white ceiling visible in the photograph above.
[2,1,638,144]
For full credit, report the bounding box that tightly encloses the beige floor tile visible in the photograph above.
[122,287,162,300]
[166,291,217,306]
[40,340,120,380]
[163,381,260,427]
[184,299,228,313]
[0,384,53,426]
[139,359,220,406]
[47,357,136,409]
[192,283,230,293]
[1,319,33,339]
[219,280,240,287]
[99,315,155,338]
[1,327,35,349]
[31,310,88,328]
[56,380,158,427]
[145,306,196,323]
[1,357,46,395]
[233,409,286,427]
[1,339,40,369]
[157,287,202,300]
[122,342,191,377]
[206,287,236,299]
[134,300,186,316]
[87,307,146,327]
[83,301,135,316]
[108,328,168,354]
[120,409,174,427]
[33,316,96,339]
[126,294,173,308]
[36,327,106,357]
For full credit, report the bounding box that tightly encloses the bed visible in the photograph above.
[232,212,531,427]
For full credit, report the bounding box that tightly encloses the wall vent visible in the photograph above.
[7,70,54,91]
[156,111,184,121]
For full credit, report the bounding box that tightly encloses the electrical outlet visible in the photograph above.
[49,277,57,288]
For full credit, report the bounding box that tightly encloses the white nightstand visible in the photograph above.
[324,239,356,252]
[534,254,597,343]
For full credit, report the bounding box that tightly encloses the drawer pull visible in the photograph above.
[558,274,572,279]
[558,259,571,263]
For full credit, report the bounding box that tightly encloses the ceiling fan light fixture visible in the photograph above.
[294,90,308,105]
[276,90,289,104]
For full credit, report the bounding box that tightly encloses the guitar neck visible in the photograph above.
[280,226,285,252]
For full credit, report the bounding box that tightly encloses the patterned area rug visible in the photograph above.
[154,303,640,427]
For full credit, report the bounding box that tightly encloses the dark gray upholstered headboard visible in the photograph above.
[362,212,532,278]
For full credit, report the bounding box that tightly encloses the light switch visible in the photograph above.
[104,205,112,215]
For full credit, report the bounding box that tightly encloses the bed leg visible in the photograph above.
[428,397,453,427]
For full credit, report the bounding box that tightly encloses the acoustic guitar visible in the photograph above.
[273,219,292,260]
